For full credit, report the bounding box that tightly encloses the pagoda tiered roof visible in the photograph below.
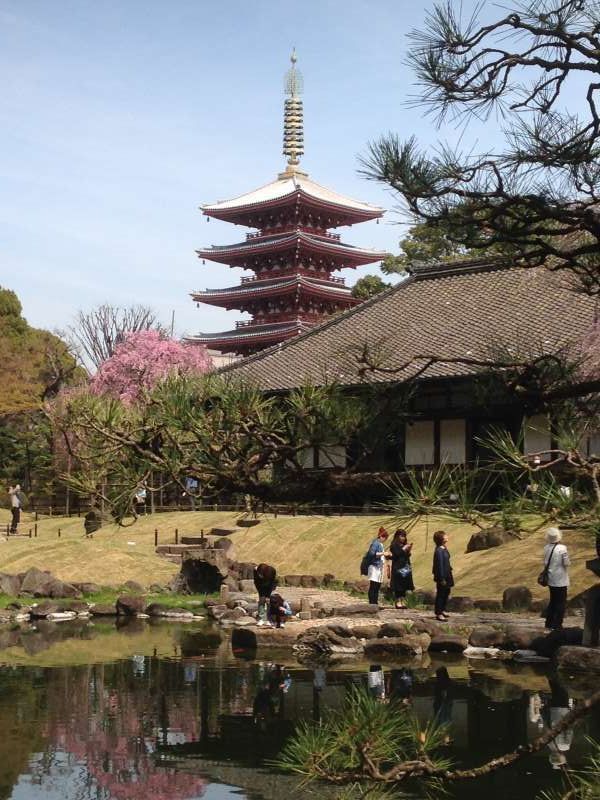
[201,173,384,227]
[197,230,386,268]
[191,273,359,309]
[186,319,311,353]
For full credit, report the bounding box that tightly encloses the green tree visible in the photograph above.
[351,274,391,300]
[360,1,600,294]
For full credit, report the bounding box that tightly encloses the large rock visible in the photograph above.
[531,627,583,658]
[19,568,54,597]
[412,590,435,606]
[502,586,533,611]
[122,580,144,594]
[283,575,302,587]
[295,627,364,657]
[343,579,370,594]
[145,603,194,619]
[46,580,82,599]
[174,551,231,594]
[504,624,545,650]
[469,625,506,648]
[116,595,146,616]
[75,582,101,595]
[428,634,468,653]
[351,624,381,640]
[238,579,256,594]
[0,573,21,597]
[318,603,379,618]
[30,601,62,618]
[446,596,474,613]
[220,607,247,621]
[408,618,445,637]
[466,526,512,553]
[90,603,117,616]
[365,633,430,658]
[556,645,600,673]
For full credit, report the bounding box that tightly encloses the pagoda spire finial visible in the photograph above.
[281,48,306,177]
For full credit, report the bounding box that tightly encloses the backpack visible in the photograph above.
[16,491,26,507]
[360,539,379,576]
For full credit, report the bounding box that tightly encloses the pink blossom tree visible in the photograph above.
[90,330,212,402]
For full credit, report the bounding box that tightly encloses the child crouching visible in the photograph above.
[268,593,293,628]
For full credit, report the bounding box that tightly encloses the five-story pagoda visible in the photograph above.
[190,52,387,357]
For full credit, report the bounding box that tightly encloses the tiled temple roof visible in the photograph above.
[220,258,597,390]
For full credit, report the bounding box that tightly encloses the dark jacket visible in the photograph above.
[254,563,277,596]
[432,546,454,586]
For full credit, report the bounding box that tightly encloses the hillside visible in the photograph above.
[0,509,595,602]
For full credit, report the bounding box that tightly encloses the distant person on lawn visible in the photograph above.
[387,528,414,609]
[366,527,389,606]
[432,530,453,621]
[8,485,22,534]
[253,563,277,626]
[543,527,570,631]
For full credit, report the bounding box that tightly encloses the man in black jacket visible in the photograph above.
[254,563,277,626]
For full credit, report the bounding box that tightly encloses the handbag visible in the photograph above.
[396,564,412,579]
[537,544,558,587]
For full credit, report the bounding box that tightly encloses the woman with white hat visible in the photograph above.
[542,527,570,630]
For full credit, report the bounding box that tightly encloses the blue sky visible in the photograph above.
[1,0,503,338]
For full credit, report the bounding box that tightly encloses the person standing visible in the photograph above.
[432,530,453,621]
[253,563,277,626]
[543,527,570,630]
[8,485,22,535]
[367,527,389,606]
[388,529,414,609]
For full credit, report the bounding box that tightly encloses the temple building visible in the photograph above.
[188,52,387,356]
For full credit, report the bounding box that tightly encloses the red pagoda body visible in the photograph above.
[189,53,386,357]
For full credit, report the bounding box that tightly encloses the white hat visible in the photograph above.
[545,527,562,544]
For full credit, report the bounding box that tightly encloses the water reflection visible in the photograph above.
[0,621,598,800]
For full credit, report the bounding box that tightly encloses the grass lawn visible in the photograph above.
[0,508,595,601]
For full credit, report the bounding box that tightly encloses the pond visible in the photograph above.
[0,619,598,800]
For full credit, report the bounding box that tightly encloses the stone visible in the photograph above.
[76,582,101,595]
[220,607,247,621]
[298,611,312,620]
[531,627,583,658]
[207,604,228,620]
[20,568,54,597]
[283,575,302,587]
[365,634,430,658]
[323,573,335,587]
[412,589,435,606]
[378,622,415,638]
[46,580,82,599]
[529,598,546,613]
[326,624,354,638]
[46,611,77,622]
[116,595,146,616]
[238,579,256,594]
[428,634,468,653]
[469,625,506,648]
[90,604,117,616]
[145,603,194,618]
[446,596,474,613]
[175,551,231,594]
[319,603,379,618]
[504,624,545,650]
[407,618,445,637]
[121,580,144,594]
[556,645,600,674]
[149,584,164,593]
[473,599,502,612]
[351,624,380,640]
[30,601,62,618]
[466,526,512,553]
[502,586,533,611]
[0,573,21,596]
[60,600,90,614]
[300,575,321,588]
[296,627,363,657]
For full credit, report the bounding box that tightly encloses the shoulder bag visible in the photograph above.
[537,544,558,587]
